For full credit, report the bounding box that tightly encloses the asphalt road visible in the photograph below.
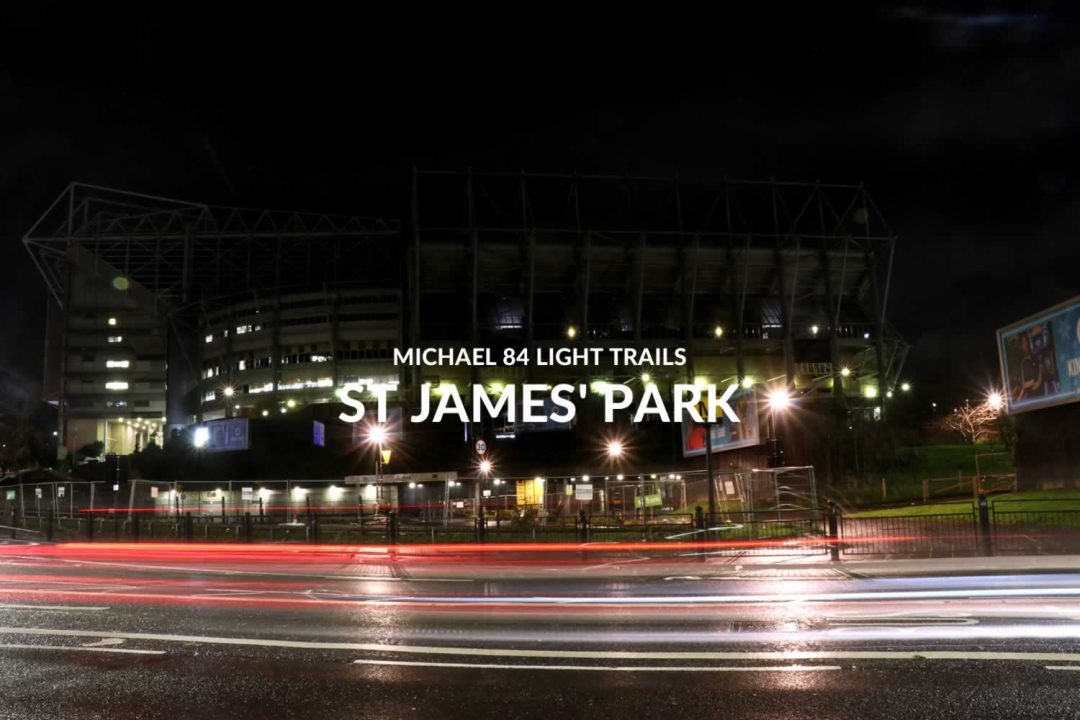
[3,541,1080,719]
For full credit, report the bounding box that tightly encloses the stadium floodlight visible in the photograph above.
[987,391,1004,411]
[606,440,624,458]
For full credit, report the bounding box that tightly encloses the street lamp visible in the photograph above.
[987,391,1004,412]
[366,424,390,518]
[223,386,235,418]
[766,388,792,468]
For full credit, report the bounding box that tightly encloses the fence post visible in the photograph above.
[694,505,704,531]
[184,512,193,543]
[827,500,840,562]
[132,515,140,543]
[310,513,320,544]
[244,512,253,543]
[978,493,993,556]
[87,514,94,541]
[9,509,15,540]
[387,510,398,544]
[45,510,54,543]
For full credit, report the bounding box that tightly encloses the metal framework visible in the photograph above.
[24,183,400,310]
[411,170,907,390]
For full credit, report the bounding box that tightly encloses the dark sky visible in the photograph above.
[2,1,1077,408]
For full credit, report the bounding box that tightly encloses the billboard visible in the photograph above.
[681,389,761,457]
[998,296,1080,414]
[207,418,249,451]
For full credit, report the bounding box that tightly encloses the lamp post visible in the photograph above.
[367,425,390,518]
[223,386,235,418]
[606,440,624,518]
[766,388,792,468]
[477,458,493,522]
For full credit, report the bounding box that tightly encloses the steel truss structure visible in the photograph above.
[24,184,400,311]
[411,170,907,394]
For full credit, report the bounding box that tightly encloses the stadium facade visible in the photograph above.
[24,173,905,482]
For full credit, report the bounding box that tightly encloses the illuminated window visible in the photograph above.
[106,360,130,368]
[205,334,213,343]
[238,359,246,371]
[107,317,117,326]
[107,336,123,343]
[105,381,129,391]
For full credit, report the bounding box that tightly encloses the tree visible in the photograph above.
[939,400,1000,445]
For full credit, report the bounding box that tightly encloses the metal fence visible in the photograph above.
[10,486,1080,559]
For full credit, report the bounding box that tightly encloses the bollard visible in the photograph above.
[474,515,485,543]
[694,505,704,531]
[827,500,840,562]
[9,509,15,540]
[310,514,320,544]
[978,493,993,557]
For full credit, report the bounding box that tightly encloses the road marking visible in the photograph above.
[1046,666,1080,671]
[0,643,163,655]
[352,659,843,672]
[0,604,110,612]
[82,638,125,647]
[8,627,1080,664]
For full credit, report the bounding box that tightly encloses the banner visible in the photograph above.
[999,297,1080,413]
[681,388,760,457]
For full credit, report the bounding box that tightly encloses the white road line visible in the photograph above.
[0,643,163,655]
[1046,665,1080,671]
[6,627,1080,663]
[0,604,110,612]
[352,659,843,672]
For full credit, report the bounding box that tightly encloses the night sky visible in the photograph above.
[1,1,1075,410]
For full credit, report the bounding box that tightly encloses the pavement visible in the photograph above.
[3,541,1080,718]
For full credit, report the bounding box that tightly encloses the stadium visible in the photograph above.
[22,172,905,512]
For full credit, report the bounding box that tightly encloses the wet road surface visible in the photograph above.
[3,541,1080,718]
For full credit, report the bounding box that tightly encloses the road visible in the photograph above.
[3,541,1080,718]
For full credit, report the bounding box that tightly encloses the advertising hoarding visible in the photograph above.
[681,389,761,457]
[207,418,249,452]
[998,296,1080,414]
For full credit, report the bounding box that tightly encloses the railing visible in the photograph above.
[12,496,1080,559]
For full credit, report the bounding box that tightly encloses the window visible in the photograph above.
[107,317,117,326]
[106,360,130,368]
[205,334,213,343]
[107,336,123,343]
[105,381,129,391]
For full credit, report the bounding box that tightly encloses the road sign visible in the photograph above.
[57,486,65,498]
[150,486,159,499]
[475,438,487,455]
[242,487,254,501]
[34,488,42,499]
[576,484,594,501]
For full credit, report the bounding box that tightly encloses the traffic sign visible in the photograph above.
[475,438,487,455]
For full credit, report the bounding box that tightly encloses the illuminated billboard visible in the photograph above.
[998,296,1080,414]
[681,389,760,457]
[206,418,249,451]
